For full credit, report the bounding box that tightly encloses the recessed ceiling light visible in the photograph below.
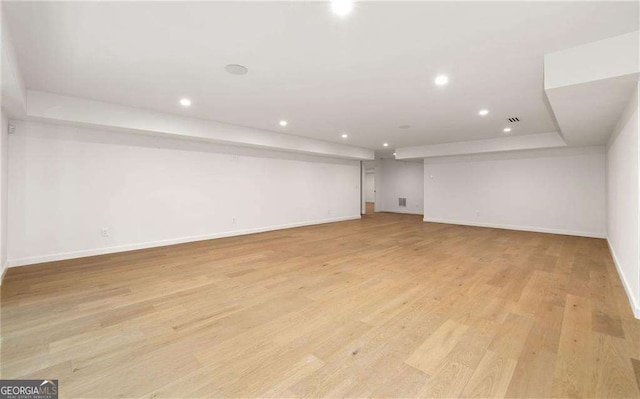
[225,64,249,75]
[434,74,449,86]
[383,143,389,147]
[179,98,191,107]
[503,127,512,133]
[478,109,489,116]
[279,120,288,127]
[331,0,354,16]
[341,133,348,138]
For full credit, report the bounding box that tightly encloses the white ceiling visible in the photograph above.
[3,1,638,150]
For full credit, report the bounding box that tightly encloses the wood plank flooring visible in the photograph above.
[2,212,640,398]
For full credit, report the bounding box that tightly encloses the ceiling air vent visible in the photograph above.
[508,117,520,123]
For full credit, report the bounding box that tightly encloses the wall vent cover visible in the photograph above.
[399,198,407,207]
[508,117,520,123]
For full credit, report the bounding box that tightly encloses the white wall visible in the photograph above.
[377,158,424,215]
[607,83,640,318]
[423,146,607,238]
[360,163,366,214]
[0,111,8,280]
[364,173,375,202]
[7,120,361,266]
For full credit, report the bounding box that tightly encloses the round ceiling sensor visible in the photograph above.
[225,64,248,75]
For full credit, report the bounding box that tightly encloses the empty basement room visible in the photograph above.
[1,1,640,398]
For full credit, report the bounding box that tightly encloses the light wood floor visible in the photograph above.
[2,212,640,398]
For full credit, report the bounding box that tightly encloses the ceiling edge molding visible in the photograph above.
[395,132,566,159]
[422,145,606,165]
[25,90,375,161]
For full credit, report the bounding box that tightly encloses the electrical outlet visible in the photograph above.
[101,227,110,237]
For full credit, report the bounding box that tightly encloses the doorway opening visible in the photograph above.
[363,162,376,215]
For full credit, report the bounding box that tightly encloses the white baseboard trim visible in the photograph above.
[607,240,640,319]
[0,263,7,286]
[422,217,606,239]
[7,215,362,268]
[380,208,423,216]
